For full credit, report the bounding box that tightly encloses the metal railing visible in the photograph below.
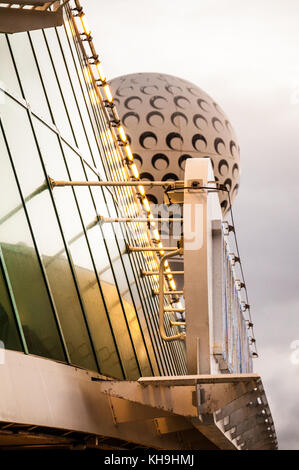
[221,234,253,373]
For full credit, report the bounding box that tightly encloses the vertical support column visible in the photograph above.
[212,220,224,359]
[184,158,222,374]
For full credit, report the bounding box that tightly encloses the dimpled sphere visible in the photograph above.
[110,72,240,214]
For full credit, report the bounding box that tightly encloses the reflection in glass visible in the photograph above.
[7,32,52,122]
[0,18,187,378]
[0,36,22,97]
[33,117,124,378]
[0,124,65,361]
[63,142,141,379]
[0,255,22,352]
[29,29,74,143]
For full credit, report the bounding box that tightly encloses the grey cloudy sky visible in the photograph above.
[84,0,299,449]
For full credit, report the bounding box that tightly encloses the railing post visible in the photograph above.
[212,219,228,371]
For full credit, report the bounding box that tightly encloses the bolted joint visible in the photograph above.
[242,303,250,311]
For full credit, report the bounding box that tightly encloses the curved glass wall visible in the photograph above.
[0,10,187,379]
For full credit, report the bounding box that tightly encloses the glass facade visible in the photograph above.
[0,7,187,379]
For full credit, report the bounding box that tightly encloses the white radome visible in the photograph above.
[110,72,240,214]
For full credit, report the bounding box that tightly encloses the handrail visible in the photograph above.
[159,248,185,341]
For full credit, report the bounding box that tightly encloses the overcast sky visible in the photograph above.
[84,0,299,449]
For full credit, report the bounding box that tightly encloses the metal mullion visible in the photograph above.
[74,157,143,378]
[58,23,143,377]
[52,30,143,378]
[62,12,110,171]
[124,249,170,376]
[92,153,167,374]
[55,26,108,180]
[42,29,78,146]
[123,245,166,375]
[10,29,110,371]
[68,32,126,213]
[120,210,179,376]
[84,183,150,378]
[54,132,124,377]
[0,86,28,113]
[88,129,154,346]
[120,253,162,376]
[60,18,120,211]
[113,187,185,373]
[27,31,57,125]
[111,225,162,376]
[45,157,115,374]
[66,29,156,376]
[90,104,186,373]
[91,136,171,374]
[26,30,119,374]
[0,119,69,363]
[139,257,178,375]
[0,86,100,178]
[163,286,186,373]
[128,243,176,376]
[28,28,124,376]
[2,40,74,361]
[97,201,159,376]
[4,19,185,375]
[131,235,180,374]
[65,9,185,374]
[86,182,154,377]
[92,186,164,375]
[0,246,28,354]
[106,176,183,370]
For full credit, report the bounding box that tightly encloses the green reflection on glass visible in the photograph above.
[33,117,124,379]
[0,259,22,352]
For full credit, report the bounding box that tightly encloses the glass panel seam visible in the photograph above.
[0,245,28,354]
[0,118,69,363]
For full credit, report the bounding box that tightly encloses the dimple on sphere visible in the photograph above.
[110,72,240,214]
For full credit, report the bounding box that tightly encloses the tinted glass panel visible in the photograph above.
[0,116,65,361]
[33,117,124,379]
[7,33,51,122]
[63,143,140,379]
[29,29,74,143]
[0,36,22,97]
[0,257,22,352]
[3,101,98,371]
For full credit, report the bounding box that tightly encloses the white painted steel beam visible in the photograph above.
[184,159,214,374]
[0,4,64,33]
[138,373,260,386]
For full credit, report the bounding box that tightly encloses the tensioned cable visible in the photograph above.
[165,183,258,356]
[226,189,258,356]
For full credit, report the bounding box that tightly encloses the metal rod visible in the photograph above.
[100,217,183,223]
[164,307,185,313]
[153,290,184,295]
[159,248,186,342]
[49,177,183,188]
[170,320,186,327]
[128,246,178,252]
[142,270,184,276]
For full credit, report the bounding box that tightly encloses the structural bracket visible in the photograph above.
[93,373,277,449]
